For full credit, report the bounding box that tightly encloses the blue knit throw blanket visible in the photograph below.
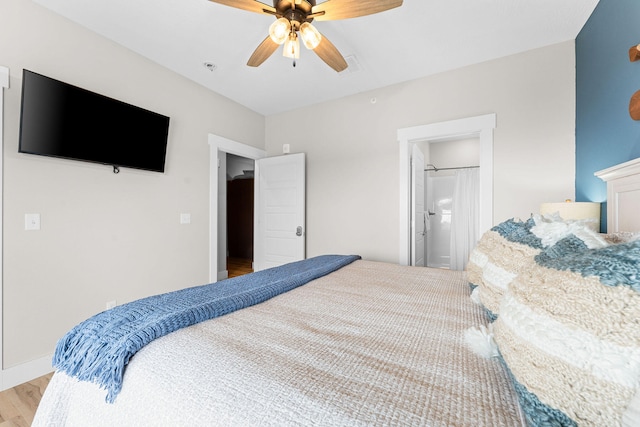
[53,254,361,402]
[491,217,543,249]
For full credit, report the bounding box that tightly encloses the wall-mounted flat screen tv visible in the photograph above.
[19,69,170,173]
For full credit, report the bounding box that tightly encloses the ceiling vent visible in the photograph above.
[342,55,361,74]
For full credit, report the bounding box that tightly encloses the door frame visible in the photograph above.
[397,114,496,266]
[410,144,425,266]
[0,66,7,383]
[209,134,266,282]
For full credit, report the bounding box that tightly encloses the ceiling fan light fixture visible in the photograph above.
[210,0,403,72]
[283,32,300,59]
[269,17,290,45]
[299,22,322,50]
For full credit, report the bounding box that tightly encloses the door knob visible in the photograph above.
[296,226,303,236]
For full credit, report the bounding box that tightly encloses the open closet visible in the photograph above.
[225,154,255,277]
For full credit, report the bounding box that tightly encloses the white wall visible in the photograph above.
[0,0,264,370]
[265,41,576,263]
[429,138,480,173]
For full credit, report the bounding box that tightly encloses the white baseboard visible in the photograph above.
[0,354,54,391]
[217,270,228,281]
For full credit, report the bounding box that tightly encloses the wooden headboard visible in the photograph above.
[595,157,640,232]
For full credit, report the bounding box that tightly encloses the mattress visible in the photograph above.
[34,260,524,426]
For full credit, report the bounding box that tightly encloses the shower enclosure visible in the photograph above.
[425,174,455,268]
[424,165,480,270]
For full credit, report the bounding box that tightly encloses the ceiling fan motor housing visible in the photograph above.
[274,0,316,12]
[275,0,316,26]
[285,10,308,29]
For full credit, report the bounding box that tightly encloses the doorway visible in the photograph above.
[397,114,496,266]
[423,137,480,269]
[225,154,255,278]
[209,135,306,282]
[209,134,266,282]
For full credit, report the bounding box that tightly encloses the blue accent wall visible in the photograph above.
[576,0,640,231]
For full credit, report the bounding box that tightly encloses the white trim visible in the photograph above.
[1,354,53,391]
[595,157,640,182]
[0,66,8,386]
[398,114,496,266]
[0,66,8,88]
[208,134,266,282]
[595,157,640,233]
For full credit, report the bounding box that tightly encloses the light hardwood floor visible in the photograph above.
[0,259,253,425]
[227,257,253,278]
[0,372,52,427]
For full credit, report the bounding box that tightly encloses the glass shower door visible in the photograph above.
[425,174,455,269]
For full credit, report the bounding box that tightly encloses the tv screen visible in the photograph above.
[19,69,170,173]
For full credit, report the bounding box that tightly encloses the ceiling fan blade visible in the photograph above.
[313,34,347,72]
[312,0,402,21]
[208,0,276,15]
[247,36,279,67]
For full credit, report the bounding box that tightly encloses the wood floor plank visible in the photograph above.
[11,379,45,424]
[227,257,253,278]
[0,372,52,426]
[0,416,29,427]
[0,389,21,422]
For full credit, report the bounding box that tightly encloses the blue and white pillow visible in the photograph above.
[492,240,640,426]
[467,214,609,322]
[466,218,543,320]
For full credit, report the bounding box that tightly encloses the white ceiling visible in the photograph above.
[32,0,599,116]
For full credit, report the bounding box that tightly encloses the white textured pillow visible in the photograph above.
[531,220,608,249]
[624,389,640,427]
[605,231,640,245]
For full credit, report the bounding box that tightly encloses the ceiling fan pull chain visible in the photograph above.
[293,59,296,67]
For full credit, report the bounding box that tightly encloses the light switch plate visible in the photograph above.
[25,213,41,231]
[180,213,191,224]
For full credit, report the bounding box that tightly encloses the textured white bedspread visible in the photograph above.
[34,260,524,426]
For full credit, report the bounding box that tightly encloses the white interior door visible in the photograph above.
[254,153,305,271]
[411,145,425,266]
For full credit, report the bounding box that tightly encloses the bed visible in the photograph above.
[33,159,640,427]
[34,257,525,426]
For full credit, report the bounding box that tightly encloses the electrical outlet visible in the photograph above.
[25,213,41,231]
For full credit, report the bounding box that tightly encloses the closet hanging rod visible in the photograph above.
[424,165,480,172]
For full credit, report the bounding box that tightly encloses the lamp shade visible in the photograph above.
[283,32,300,59]
[269,18,290,45]
[299,22,321,49]
[540,202,601,231]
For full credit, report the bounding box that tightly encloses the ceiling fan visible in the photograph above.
[208,0,403,72]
